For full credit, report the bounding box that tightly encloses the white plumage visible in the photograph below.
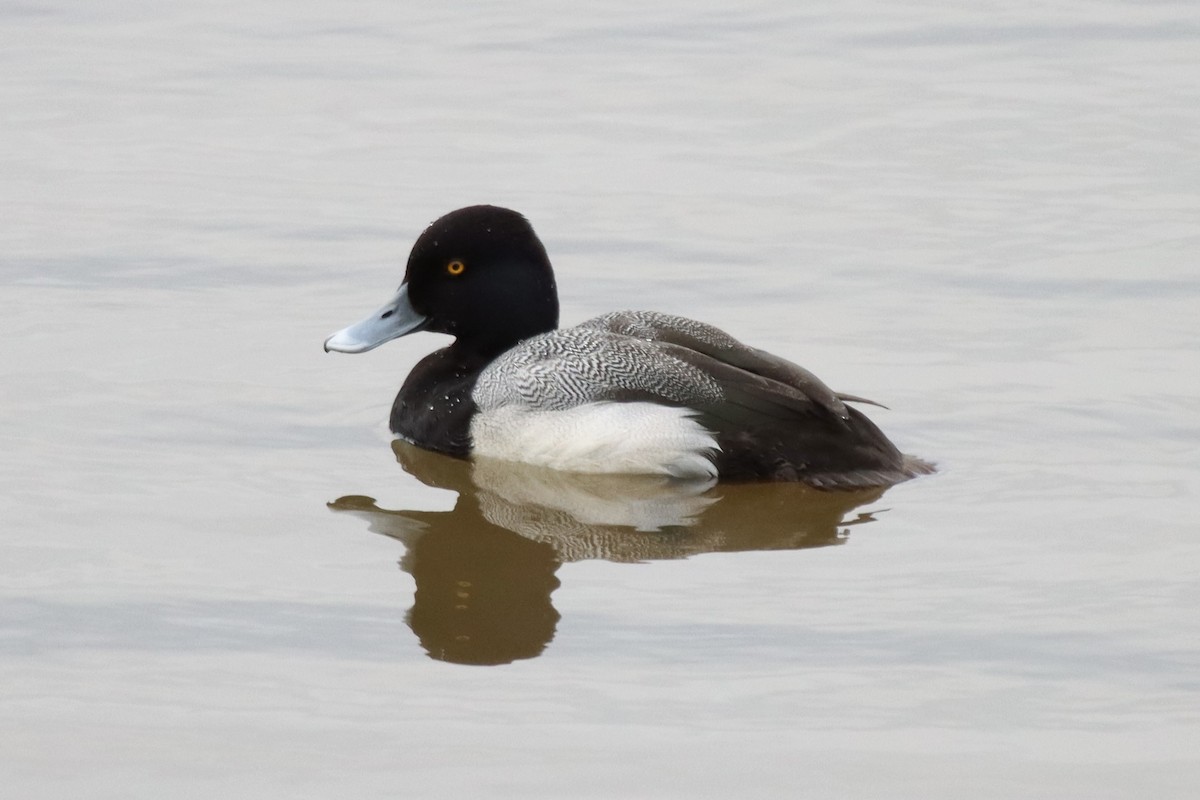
[469,401,720,479]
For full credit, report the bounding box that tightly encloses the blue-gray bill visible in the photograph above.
[324,284,427,353]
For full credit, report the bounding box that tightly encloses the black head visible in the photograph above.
[404,206,559,353]
[324,206,559,357]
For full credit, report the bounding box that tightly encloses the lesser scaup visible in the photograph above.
[325,205,933,487]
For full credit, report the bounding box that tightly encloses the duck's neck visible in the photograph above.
[453,305,559,361]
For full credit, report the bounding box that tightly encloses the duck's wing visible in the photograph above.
[481,312,867,426]
[573,312,923,486]
[472,326,726,412]
[578,310,860,419]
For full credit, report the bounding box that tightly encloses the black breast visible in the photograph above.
[390,348,482,458]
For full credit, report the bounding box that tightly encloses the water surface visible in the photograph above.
[2,1,1198,797]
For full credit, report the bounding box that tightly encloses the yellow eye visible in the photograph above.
[446,260,466,276]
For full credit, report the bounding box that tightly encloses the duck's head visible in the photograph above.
[324,205,559,357]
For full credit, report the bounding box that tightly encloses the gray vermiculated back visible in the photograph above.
[579,310,849,419]
[473,326,724,412]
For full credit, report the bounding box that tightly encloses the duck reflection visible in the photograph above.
[329,441,891,666]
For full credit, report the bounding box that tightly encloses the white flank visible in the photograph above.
[469,401,719,479]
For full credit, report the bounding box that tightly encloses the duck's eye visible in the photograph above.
[446,260,466,276]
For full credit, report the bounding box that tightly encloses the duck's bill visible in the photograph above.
[324,284,428,353]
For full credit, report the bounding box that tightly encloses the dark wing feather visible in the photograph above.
[649,342,912,484]
[579,310,852,418]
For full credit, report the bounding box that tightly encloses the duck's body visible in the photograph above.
[325,206,932,488]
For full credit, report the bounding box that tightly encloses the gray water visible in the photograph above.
[3,1,1199,797]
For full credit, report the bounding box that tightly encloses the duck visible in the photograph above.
[324,205,933,488]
